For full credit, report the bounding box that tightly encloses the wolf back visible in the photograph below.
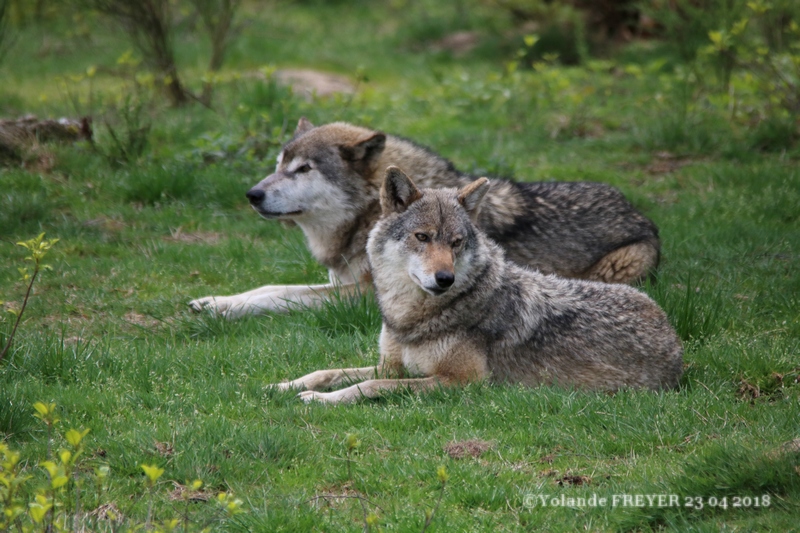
[255,120,660,283]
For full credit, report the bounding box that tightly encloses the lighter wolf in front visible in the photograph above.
[273,167,683,404]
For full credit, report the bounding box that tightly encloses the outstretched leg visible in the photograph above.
[298,376,447,404]
[189,282,368,319]
[271,365,385,392]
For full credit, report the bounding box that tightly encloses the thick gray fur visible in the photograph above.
[274,169,682,403]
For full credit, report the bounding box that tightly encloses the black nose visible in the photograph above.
[246,188,265,204]
[434,271,454,289]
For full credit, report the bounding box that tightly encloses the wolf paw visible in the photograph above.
[188,296,250,320]
[267,381,304,392]
[298,390,331,403]
[188,296,226,313]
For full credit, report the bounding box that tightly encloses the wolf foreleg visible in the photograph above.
[189,282,367,319]
[297,376,447,404]
[270,365,385,392]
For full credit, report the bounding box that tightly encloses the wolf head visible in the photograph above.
[245,118,386,223]
[368,167,490,297]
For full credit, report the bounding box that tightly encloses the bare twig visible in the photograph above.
[0,264,38,362]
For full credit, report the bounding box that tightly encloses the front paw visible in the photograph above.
[267,381,305,392]
[189,296,227,313]
[298,390,333,404]
[188,296,249,320]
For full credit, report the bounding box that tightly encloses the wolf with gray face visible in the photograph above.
[272,167,682,404]
[190,119,661,319]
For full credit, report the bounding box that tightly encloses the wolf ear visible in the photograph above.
[457,178,490,221]
[295,117,315,136]
[340,132,386,162]
[381,166,422,215]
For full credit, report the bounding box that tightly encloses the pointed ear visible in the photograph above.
[381,166,422,215]
[339,132,386,162]
[295,117,315,136]
[457,178,490,220]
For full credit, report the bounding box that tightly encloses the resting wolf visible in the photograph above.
[190,119,660,319]
[274,167,682,404]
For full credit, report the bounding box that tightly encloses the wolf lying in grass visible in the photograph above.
[272,167,683,404]
[190,119,661,319]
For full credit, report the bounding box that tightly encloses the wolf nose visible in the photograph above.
[434,271,455,289]
[246,188,265,204]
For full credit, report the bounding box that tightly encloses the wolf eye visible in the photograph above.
[452,238,463,248]
[415,233,429,242]
[295,163,312,173]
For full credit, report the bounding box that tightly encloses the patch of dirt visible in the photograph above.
[41,312,92,335]
[88,502,124,521]
[538,446,562,464]
[736,370,798,403]
[309,482,366,510]
[556,474,591,486]
[168,481,212,502]
[2,301,20,314]
[776,439,800,456]
[273,69,356,99]
[165,228,224,245]
[444,439,494,459]
[154,441,174,457]
[736,379,761,400]
[430,31,481,56]
[124,311,160,328]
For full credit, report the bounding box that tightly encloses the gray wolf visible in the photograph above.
[190,119,661,319]
[273,167,682,404]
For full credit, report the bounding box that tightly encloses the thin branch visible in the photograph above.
[421,482,446,533]
[0,267,39,362]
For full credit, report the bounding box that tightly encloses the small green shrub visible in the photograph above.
[95,92,153,166]
[0,402,246,532]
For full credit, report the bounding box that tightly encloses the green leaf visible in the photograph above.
[58,449,72,466]
[32,402,50,417]
[65,428,90,448]
[40,460,59,478]
[51,475,69,489]
[141,463,165,484]
[29,499,52,524]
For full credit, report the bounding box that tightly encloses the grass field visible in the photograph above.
[1,1,799,531]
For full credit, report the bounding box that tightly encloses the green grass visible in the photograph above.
[1,1,799,531]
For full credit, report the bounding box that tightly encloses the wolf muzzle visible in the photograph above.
[434,271,455,289]
[246,188,265,205]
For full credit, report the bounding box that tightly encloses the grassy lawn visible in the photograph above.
[1,1,799,531]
